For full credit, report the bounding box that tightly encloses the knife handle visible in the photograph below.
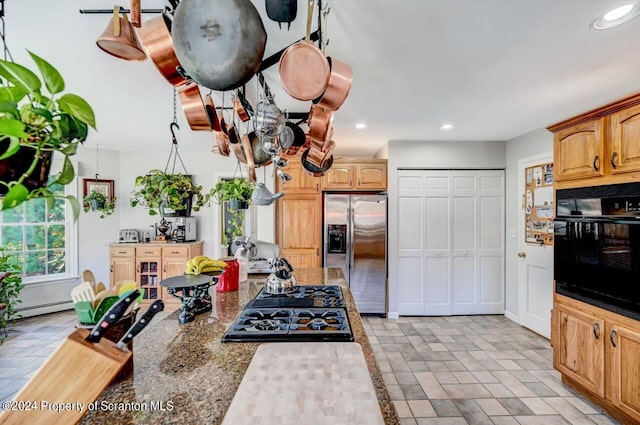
[86,289,141,343]
[117,300,165,346]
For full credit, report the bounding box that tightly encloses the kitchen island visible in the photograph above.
[80,268,399,425]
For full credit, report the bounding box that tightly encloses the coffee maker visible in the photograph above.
[166,217,197,242]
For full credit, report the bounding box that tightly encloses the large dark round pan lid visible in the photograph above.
[172,0,267,91]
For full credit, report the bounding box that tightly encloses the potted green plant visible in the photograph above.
[0,248,24,343]
[210,178,254,246]
[130,169,210,216]
[82,190,116,219]
[210,178,254,210]
[0,51,96,219]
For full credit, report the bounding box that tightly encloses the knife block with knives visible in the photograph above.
[0,292,164,425]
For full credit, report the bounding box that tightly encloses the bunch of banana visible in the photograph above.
[185,256,227,276]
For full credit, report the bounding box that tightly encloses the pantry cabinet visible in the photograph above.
[549,92,640,189]
[553,294,640,424]
[109,242,203,307]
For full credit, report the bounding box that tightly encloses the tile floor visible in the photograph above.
[363,315,620,425]
[0,312,622,424]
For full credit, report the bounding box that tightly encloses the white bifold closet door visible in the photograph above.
[397,170,505,316]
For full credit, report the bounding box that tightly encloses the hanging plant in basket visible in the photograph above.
[82,190,116,219]
[130,169,210,216]
[210,178,254,245]
[0,51,96,218]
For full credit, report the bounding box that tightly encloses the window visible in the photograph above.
[0,161,77,283]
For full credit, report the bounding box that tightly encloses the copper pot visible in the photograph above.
[278,0,329,100]
[205,94,229,156]
[241,133,257,182]
[96,6,147,61]
[314,57,352,111]
[177,83,209,131]
[137,11,186,87]
[307,104,333,141]
[301,148,334,177]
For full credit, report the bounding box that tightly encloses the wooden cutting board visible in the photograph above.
[0,328,132,425]
[221,342,385,425]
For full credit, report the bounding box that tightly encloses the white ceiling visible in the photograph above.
[7,0,640,156]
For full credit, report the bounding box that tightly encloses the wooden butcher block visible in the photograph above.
[221,342,384,425]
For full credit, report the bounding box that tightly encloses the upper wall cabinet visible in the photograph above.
[610,104,640,175]
[549,92,640,188]
[553,119,604,182]
[322,159,387,190]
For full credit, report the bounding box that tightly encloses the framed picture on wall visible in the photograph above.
[83,178,114,201]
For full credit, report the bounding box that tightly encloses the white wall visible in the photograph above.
[387,140,506,317]
[504,128,553,318]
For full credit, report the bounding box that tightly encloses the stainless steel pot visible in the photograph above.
[264,258,296,294]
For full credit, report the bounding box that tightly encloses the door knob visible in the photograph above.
[518,252,526,258]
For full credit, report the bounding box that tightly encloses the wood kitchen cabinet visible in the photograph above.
[276,194,322,269]
[109,242,203,307]
[552,119,605,182]
[549,92,640,189]
[609,103,640,175]
[553,294,640,423]
[322,159,387,190]
[554,302,605,397]
[276,161,321,194]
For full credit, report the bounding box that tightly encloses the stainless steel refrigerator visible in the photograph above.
[323,193,387,316]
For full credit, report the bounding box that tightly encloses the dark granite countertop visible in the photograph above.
[80,268,399,425]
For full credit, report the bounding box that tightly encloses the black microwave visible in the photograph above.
[554,183,640,321]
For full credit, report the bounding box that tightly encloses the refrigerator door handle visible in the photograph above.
[349,205,355,272]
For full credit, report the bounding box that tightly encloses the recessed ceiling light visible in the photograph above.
[591,3,640,30]
[355,123,368,130]
[439,122,455,131]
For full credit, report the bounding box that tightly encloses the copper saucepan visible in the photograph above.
[177,83,210,131]
[314,57,352,111]
[138,10,187,87]
[204,94,230,157]
[307,104,334,141]
[241,133,257,182]
[301,147,334,177]
[279,0,330,100]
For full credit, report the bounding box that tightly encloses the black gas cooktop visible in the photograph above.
[221,285,353,342]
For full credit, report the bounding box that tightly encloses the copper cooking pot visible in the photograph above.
[314,57,352,111]
[204,94,230,156]
[137,11,186,87]
[307,104,334,141]
[279,0,329,100]
[241,133,257,182]
[96,6,147,61]
[301,147,334,177]
[177,83,210,131]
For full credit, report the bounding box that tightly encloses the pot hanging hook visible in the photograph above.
[170,122,180,145]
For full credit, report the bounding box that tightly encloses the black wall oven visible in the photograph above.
[554,183,640,320]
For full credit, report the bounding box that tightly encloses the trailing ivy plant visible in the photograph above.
[0,51,97,219]
[82,190,116,219]
[0,248,24,343]
[130,170,210,216]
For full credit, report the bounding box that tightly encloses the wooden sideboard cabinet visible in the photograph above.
[549,92,640,189]
[109,242,203,307]
[553,294,640,423]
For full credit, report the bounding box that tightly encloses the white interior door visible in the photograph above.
[397,169,504,316]
[517,153,554,339]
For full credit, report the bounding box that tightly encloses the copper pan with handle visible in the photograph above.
[312,8,352,111]
[307,104,333,141]
[177,83,210,131]
[279,0,330,100]
[137,8,187,87]
[204,94,230,156]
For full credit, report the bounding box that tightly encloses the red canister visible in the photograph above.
[216,257,239,292]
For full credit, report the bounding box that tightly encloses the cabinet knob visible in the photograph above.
[611,152,618,169]
[463,251,468,256]
[611,329,617,347]
[436,252,441,256]
[593,155,600,171]
[593,323,600,339]
[517,252,526,258]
